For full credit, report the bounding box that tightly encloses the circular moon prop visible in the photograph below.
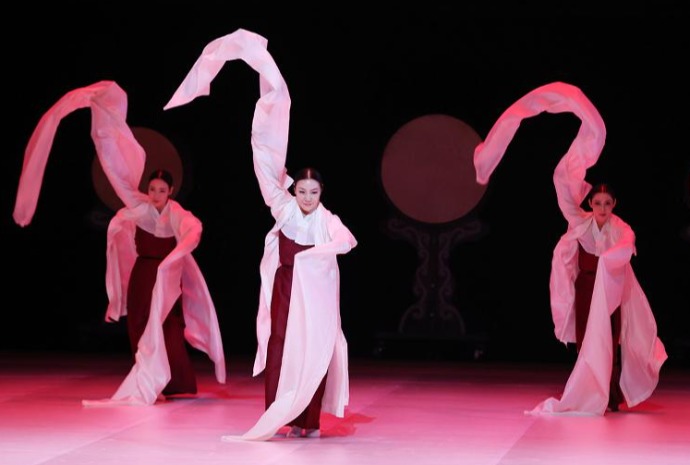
[381,114,486,224]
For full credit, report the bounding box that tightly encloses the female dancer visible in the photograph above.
[165,29,357,439]
[473,81,666,415]
[14,81,226,406]
[109,168,198,397]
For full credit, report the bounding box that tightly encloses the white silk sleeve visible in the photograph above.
[163,28,294,217]
[473,82,606,227]
[13,80,146,227]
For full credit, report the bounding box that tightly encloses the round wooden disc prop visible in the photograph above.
[91,126,183,211]
[381,114,486,224]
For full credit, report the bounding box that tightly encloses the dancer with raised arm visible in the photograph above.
[165,29,357,440]
[13,81,226,406]
[473,81,667,415]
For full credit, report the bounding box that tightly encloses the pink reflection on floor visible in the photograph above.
[1,352,688,465]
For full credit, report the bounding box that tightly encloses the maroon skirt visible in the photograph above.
[126,226,196,396]
[264,230,326,429]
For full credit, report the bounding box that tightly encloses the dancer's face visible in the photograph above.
[295,178,321,215]
[588,192,616,228]
[148,178,173,212]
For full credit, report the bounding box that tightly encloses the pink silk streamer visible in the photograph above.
[13,80,225,407]
[473,82,666,415]
[14,81,145,226]
[474,81,605,187]
[166,29,356,440]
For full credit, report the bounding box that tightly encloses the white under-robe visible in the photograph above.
[473,81,667,415]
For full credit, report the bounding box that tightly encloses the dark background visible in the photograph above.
[2,4,688,367]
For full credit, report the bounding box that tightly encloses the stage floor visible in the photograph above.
[1,351,688,465]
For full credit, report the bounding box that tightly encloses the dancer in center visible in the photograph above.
[164,29,357,440]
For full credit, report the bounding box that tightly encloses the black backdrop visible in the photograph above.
[2,4,688,365]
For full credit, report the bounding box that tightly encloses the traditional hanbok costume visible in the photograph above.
[473,81,667,415]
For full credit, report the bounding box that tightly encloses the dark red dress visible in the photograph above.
[126,226,197,396]
[265,230,327,429]
[574,243,623,410]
